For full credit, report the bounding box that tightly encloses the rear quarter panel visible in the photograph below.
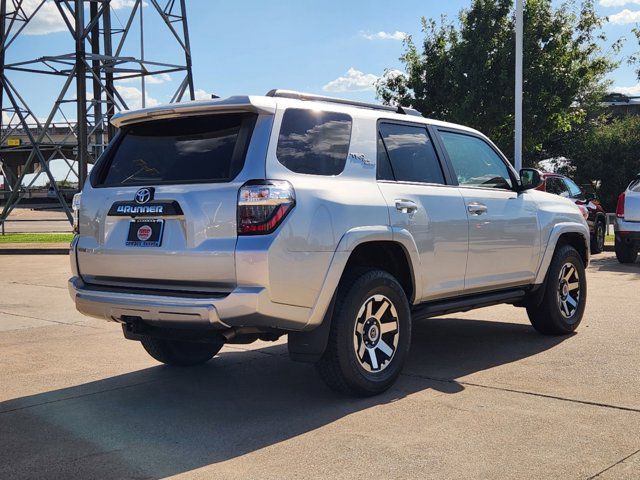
[258,108,388,308]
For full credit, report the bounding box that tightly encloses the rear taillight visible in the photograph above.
[616,192,626,218]
[577,204,589,220]
[237,180,295,235]
[72,193,82,234]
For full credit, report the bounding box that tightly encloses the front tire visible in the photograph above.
[615,238,638,264]
[526,244,586,335]
[141,337,224,366]
[316,269,411,396]
[590,220,605,254]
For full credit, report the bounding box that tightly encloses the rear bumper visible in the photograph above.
[615,217,640,234]
[68,276,311,331]
[614,218,640,246]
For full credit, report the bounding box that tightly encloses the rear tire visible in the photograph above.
[590,220,605,254]
[526,244,586,335]
[315,269,411,396]
[615,238,638,264]
[141,337,224,366]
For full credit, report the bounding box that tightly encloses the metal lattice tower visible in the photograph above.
[0,0,195,231]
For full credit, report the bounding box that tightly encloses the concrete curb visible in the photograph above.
[0,243,69,255]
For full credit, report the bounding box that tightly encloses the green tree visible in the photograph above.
[376,0,617,165]
[564,115,640,211]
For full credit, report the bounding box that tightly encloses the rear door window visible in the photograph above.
[546,177,570,197]
[96,113,257,187]
[378,123,445,184]
[276,108,352,176]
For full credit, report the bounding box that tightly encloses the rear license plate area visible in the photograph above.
[126,219,164,247]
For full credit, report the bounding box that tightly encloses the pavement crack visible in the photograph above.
[0,310,95,328]
[586,448,640,479]
[8,281,66,290]
[401,372,640,413]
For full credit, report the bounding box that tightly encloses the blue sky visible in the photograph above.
[6,0,640,121]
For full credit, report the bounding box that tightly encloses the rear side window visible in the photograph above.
[546,177,570,197]
[276,108,352,176]
[378,123,445,184]
[96,113,256,187]
[629,179,640,192]
[563,178,583,198]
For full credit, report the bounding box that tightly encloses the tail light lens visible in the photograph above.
[577,204,589,220]
[616,192,626,218]
[237,180,295,235]
[72,193,82,234]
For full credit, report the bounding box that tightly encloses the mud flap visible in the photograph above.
[287,294,336,363]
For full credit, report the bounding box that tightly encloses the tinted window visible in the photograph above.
[546,177,570,197]
[628,179,640,192]
[378,123,444,184]
[276,108,352,175]
[563,178,583,198]
[439,131,513,189]
[377,132,394,180]
[98,113,256,186]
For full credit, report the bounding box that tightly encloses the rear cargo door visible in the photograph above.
[76,112,263,293]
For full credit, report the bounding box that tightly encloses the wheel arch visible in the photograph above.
[534,222,590,285]
[289,226,421,363]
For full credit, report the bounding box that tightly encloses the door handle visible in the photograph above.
[467,202,488,215]
[395,199,418,213]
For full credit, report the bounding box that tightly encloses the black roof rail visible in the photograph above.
[265,89,423,117]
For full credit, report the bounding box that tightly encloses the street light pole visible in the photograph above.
[514,0,524,171]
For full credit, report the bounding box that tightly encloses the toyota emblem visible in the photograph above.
[134,188,153,204]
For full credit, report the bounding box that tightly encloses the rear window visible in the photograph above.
[276,108,352,176]
[95,113,257,186]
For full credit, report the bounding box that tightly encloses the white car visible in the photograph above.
[614,175,640,263]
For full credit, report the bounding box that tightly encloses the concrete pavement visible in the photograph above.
[0,253,639,479]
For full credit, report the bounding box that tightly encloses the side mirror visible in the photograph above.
[519,168,543,191]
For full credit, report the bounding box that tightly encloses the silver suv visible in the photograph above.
[69,90,590,396]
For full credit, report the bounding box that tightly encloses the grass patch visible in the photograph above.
[605,234,614,244]
[0,233,74,244]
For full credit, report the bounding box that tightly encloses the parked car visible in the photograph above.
[68,90,590,396]
[536,172,607,254]
[614,174,640,263]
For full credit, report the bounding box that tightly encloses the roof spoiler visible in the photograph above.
[266,89,423,117]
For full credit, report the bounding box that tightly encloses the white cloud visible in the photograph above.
[116,85,158,110]
[600,0,640,7]
[360,31,407,41]
[608,8,640,23]
[323,68,379,92]
[23,0,144,36]
[22,0,71,36]
[610,84,640,95]
[194,89,211,100]
[114,73,171,84]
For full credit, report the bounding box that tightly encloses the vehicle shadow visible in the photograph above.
[0,317,567,479]
[588,253,640,274]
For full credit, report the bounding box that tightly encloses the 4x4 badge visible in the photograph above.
[134,187,154,204]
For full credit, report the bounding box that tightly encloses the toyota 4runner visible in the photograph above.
[69,90,590,396]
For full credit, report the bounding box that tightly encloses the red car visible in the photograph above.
[536,172,607,254]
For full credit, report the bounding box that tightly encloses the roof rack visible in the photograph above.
[266,89,423,117]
